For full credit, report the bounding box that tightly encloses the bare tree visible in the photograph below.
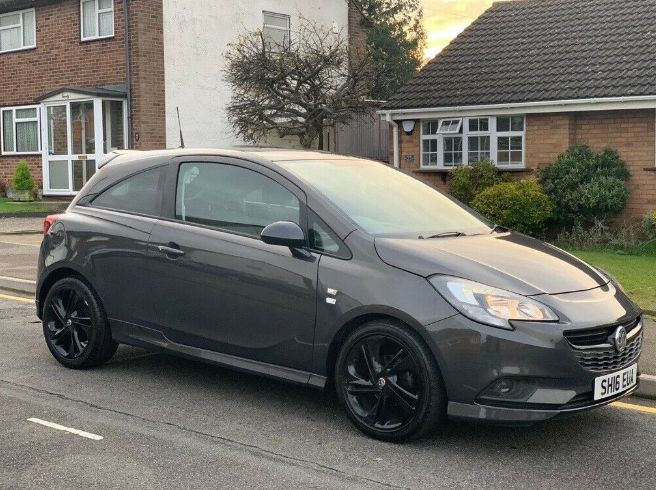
[224,19,373,149]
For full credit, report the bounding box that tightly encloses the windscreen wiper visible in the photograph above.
[419,231,467,239]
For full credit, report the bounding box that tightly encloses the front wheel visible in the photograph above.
[335,321,446,442]
[42,277,118,369]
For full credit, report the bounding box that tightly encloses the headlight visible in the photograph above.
[429,276,559,330]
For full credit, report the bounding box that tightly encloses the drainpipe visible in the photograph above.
[123,0,133,149]
[385,112,400,168]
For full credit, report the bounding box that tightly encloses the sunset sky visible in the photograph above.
[421,0,499,59]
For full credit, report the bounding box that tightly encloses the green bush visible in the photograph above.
[471,180,554,236]
[643,210,656,238]
[448,160,510,205]
[539,145,630,225]
[12,160,35,192]
[554,218,656,256]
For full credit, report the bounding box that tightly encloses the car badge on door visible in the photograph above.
[326,288,338,305]
[614,326,627,353]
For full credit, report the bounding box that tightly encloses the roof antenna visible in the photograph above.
[176,107,185,148]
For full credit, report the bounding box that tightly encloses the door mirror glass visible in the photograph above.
[261,221,305,248]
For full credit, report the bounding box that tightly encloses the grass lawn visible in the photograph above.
[569,250,656,313]
[0,197,51,214]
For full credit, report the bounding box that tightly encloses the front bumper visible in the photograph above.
[424,306,643,424]
[447,383,639,424]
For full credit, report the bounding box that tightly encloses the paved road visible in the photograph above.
[1,296,656,489]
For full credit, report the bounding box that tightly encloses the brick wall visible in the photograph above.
[128,0,165,150]
[574,110,656,222]
[348,0,368,64]
[389,110,656,220]
[0,0,165,190]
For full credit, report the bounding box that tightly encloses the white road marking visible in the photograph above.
[27,418,104,441]
[0,275,36,285]
[0,239,41,247]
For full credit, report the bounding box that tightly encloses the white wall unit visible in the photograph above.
[162,0,349,149]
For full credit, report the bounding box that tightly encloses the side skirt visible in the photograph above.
[111,320,327,390]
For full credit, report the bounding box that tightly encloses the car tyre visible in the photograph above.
[335,320,446,442]
[42,277,118,369]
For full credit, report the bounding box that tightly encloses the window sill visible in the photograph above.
[414,167,532,174]
[0,152,41,157]
[0,45,36,56]
[81,35,115,43]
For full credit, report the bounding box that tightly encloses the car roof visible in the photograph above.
[99,147,356,170]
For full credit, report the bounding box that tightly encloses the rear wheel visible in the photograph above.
[42,277,118,369]
[335,320,446,442]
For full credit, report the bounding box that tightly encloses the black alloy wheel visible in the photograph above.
[336,321,445,442]
[42,277,118,368]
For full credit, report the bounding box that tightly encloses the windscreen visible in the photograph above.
[279,159,492,236]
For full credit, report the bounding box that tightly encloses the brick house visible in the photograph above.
[0,0,364,196]
[380,0,656,222]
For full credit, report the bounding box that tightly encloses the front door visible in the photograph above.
[146,158,319,372]
[41,97,127,195]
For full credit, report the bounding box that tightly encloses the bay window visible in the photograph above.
[0,8,35,53]
[1,106,40,154]
[421,115,525,168]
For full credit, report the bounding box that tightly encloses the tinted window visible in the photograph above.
[92,167,164,216]
[176,162,300,237]
[308,210,348,258]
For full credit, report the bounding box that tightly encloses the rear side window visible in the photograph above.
[175,162,300,238]
[92,167,164,216]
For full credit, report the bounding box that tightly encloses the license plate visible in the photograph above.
[594,364,638,401]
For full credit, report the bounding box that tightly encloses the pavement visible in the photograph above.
[1,295,656,489]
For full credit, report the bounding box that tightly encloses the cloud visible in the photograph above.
[422,0,498,59]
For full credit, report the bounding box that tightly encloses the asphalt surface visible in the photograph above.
[1,297,656,489]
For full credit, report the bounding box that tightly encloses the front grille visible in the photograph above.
[564,317,643,373]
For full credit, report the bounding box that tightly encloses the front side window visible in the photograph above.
[176,162,300,238]
[0,8,35,53]
[262,11,290,51]
[421,115,524,168]
[92,167,164,216]
[1,106,40,154]
[81,0,114,41]
[308,210,348,257]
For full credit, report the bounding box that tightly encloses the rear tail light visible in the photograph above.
[43,214,61,235]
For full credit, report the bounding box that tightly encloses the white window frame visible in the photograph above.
[262,11,290,52]
[1,105,41,155]
[437,118,462,134]
[495,116,525,167]
[80,0,114,42]
[0,8,36,54]
[420,115,525,169]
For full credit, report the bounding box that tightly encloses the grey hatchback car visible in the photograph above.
[36,148,643,442]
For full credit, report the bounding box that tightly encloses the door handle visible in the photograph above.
[157,245,185,257]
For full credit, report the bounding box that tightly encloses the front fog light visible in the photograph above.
[478,378,539,404]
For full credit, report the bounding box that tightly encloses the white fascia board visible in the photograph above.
[378,95,656,120]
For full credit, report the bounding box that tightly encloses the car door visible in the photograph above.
[145,157,319,372]
[78,165,167,330]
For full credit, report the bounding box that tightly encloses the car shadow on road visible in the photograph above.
[100,345,642,456]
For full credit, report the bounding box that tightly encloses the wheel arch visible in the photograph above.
[37,266,95,319]
[323,308,442,387]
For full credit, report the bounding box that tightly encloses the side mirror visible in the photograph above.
[261,221,306,248]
